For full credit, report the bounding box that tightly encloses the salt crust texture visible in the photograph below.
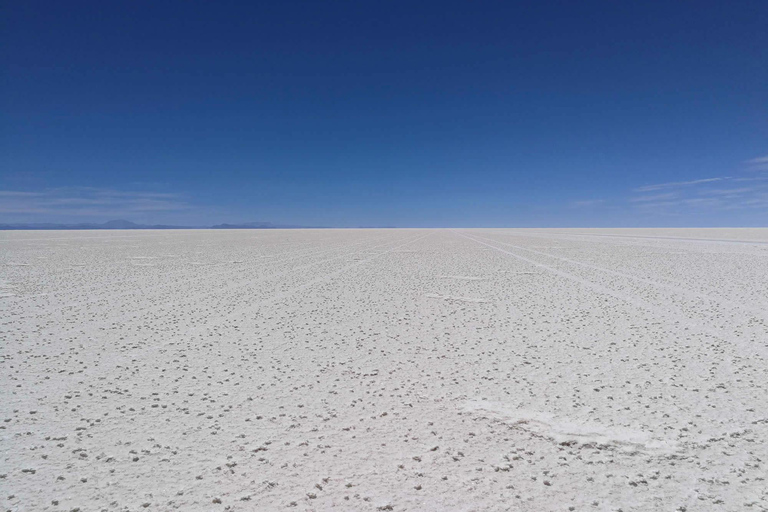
[1,228,767,511]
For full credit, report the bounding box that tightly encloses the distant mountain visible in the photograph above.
[0,219,324,230]
[101,220,142,229]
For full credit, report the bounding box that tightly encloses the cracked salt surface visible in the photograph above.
[1,228,767,511]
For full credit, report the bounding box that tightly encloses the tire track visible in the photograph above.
[200,232,434,355]
[471,231,768,320]
[40,233,429,386]
[11,231,389,308]
[454,231,753,346]
[12,232,396,322]
[194,232,433,341]
[520,231,768,246]
[142,232,422,325]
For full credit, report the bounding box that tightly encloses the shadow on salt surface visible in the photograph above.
[463,400,679,455]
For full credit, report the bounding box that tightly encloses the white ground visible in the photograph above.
[2,228,767,511]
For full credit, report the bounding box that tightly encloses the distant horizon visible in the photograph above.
[2,218,768,231]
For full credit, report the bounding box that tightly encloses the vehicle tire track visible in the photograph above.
[15,233,400,325]
[11,232,391,315]
[471,231,768,320]
[454,231,754,346]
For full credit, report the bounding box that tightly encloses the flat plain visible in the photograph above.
[2,228,768,511]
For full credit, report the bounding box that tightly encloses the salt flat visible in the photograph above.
[2,228,768,511]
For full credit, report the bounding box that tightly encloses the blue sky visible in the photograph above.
[2,1,767,227]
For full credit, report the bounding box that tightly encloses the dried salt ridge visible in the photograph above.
[462,401,681,455]
[1,228,767,511]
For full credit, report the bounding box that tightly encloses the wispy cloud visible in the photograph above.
[631,180,768,213]
[0,191,45,197]
[0,187,191,217]
[699,187,755,196]
[628,156,768,215]
[630,192,677,203]
[745,155,768,172]
[634,177,729,192]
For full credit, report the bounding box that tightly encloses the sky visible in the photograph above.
[2,1,767,227]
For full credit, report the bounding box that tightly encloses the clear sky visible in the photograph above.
[2,1,767,227]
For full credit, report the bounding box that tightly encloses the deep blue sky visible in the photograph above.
[2,1,767,227]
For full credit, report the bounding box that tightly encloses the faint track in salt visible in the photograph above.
[43,233,428,389]
[521,231,768,246]
[19,231,386,301]
[235,233,433,353]
[2,231,383,304]
[0,229,328,243]
[472,231,768,320]
[0,232,187,243]
[233,232,431,324]
[454,231,756,346]
[1,235,397,354]
[144,233,424,323]
[14,230,386,313]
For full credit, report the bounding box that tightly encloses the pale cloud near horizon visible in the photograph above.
[0,191,43,197]
[0,187,191,218]
[628,155,768,213]
[631,178,767,214]
[634,177,729,193]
